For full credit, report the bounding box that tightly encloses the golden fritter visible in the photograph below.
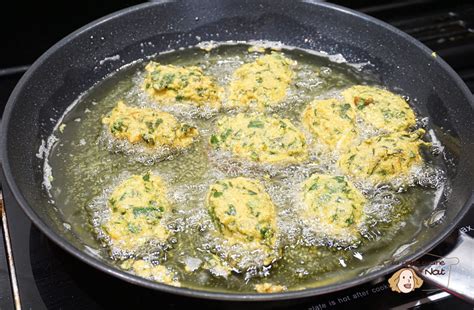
[206,177,279,267]
[227,52,295,111]
[102,101,198,150]
[341,85,416,132]
[302,98,359,152]
[210,113,308,165]
[144,61,222,108]
[300,174,366,241]
[338,129,426,184]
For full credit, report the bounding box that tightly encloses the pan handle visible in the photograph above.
[411,195,474,303]
[414,231,474,303]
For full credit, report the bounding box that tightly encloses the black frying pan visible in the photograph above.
[1,0,473,301]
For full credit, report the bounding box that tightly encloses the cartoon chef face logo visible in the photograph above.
[388,268,423,293]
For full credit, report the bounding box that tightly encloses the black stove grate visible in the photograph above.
[339,0,474,91]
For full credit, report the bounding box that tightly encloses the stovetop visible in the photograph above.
[1,1,474,309]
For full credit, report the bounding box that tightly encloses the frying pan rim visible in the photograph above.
[1,0,473,302]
